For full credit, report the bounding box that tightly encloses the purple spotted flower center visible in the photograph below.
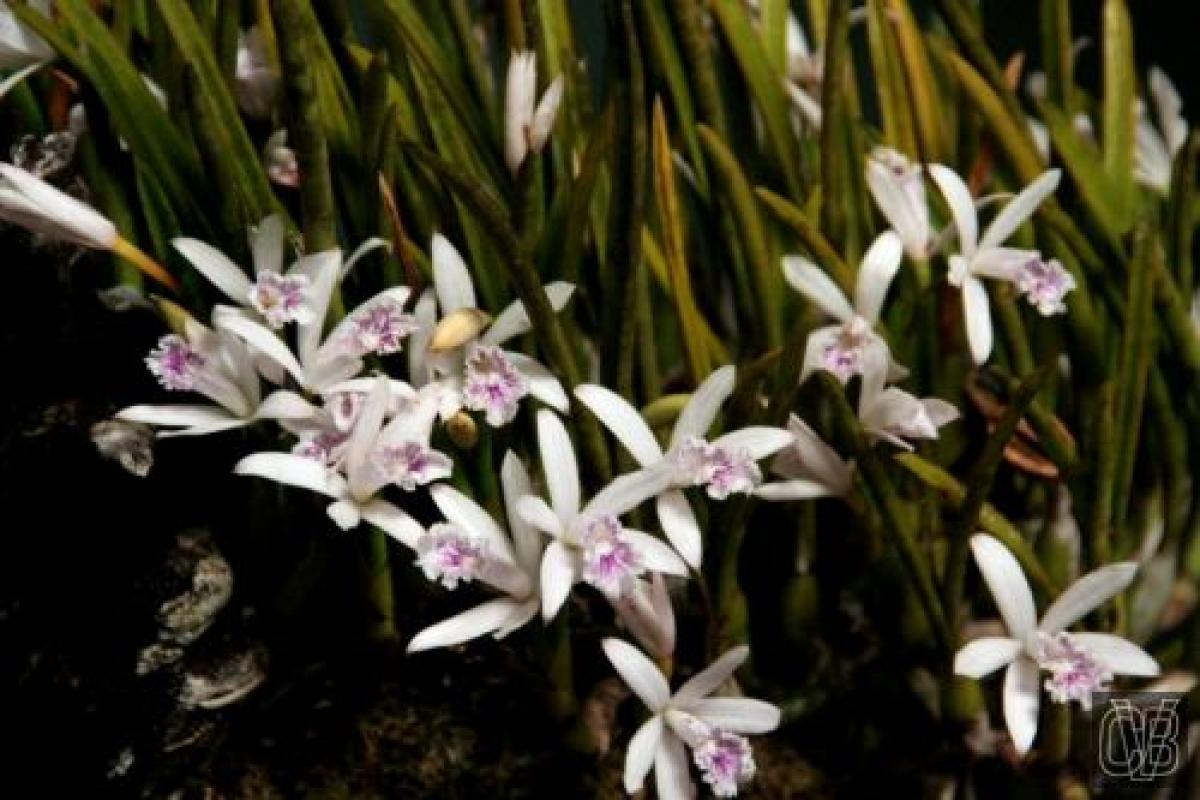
[1036,632,1112,710]
[1014,257,1075,316]
[578,514,642,596]
[820,317,874,383]
[373,440,453,491]
[346,299,418,356]
[462,343,530,427]
[146,334,206,391]
[693,730,756,798]
[673,436,762,500]
[292,430,349,465]
[248,271,311,328]
[416,524,484,590]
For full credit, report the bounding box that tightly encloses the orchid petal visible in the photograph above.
[173,237,252,304]
[502,452,543,576]
[670,364,736,447]
[407,598,523,653]
[1039,562,1139,633]
[539,540,577,620]
[954,637,1023,679]
[431,233,476,313]
[516,495,564,537]
[712,426,795,461]
[754,479,835,501]
[623,529,689,577]
[483,282,575,345]
[855,230,903,323]
[782,255,855,322]
[928,164,979,257]
[1071,633,1159,677]
[654,732,694,800]
[529,75,565,153]
[430,484,515,565]
[865,158,927,257]
[251,214,286,274]
[255,390,319,422]
[1003,658,1041,756]
[602,637,670,711]
[979,169,1061,251]
[585,464,675,518]
[339,236,391,282]
[214,312,307,386]
[575,384,664,467]
[674,646,749,706]
[624,716,664,794]
[117,404,233,429]
[655,490,702,569]
[234,452,343,498]
[970,534,1038,638]
[536,409,581,520]
[962,276,994,365]
[360,498,425,550]
[505,351,569,413]
[688,698,781,734]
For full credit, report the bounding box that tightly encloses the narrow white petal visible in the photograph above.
[979,169,1061,251]
[688,698,781,734]
[345,378,391,501]
[234,452,342,498]
[928,164,979,257]
[0,61,47,101]
[504,51,537,173]
[970,534,1038,638]
[250,214,286,274]
[1071,633,1160,677]
[575,384,664,467]
[623,716,664,793]
[540,540,578,620]
[214,312,307,386]
[254,390,319,422]
[601,637,671,711]
[670,364,736,447]
[431,233,476,313]
[854,230,903,323]
[585,464,675,518]
[117,404,233,429]
[172,237,252,304]
[360,498,424,550]
[655,490,702,569]
[865,159,927,257]
[1038,562,1139,633]
[430,484,516,564]
[654,734,694,800]
[407,598,522,653]
[674,646,751,709]
[781,255,855,321]
[712,426,795,460]
[501,451,543,576]
[962,277,994,365]
[536,409,581,520]
[953,637,1023,679]
[326,500,361,530]
[339,236,391,282]
[157,419,250,438]
[623,529,689,577]
[505,351,569,412]
[529,75,565,153]
[483,282,575,346]
[1003,658,1041,756]
[516,495,564,537]
[754,479,834,501]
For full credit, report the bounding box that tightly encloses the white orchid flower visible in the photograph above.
[0,162,180,289]
[173,215,315,330]
[235,27,278,120]
[409,234,572,426]
[857,347,958,450]
[407,453,545,651]
[603,639,781,799]
[284,377,425,468]
[929,165,1070,363]
[504,50,564,173]
[215,239,411,395]
[234,378,445,538]
[574,365,793,569]
[783,230,908,385]
[756,414,853,501]
[1134,67,1188,195]
[865,148,932,260]
[517,410,688,620]
[955,534,1159,755]
[118,314,317,437]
